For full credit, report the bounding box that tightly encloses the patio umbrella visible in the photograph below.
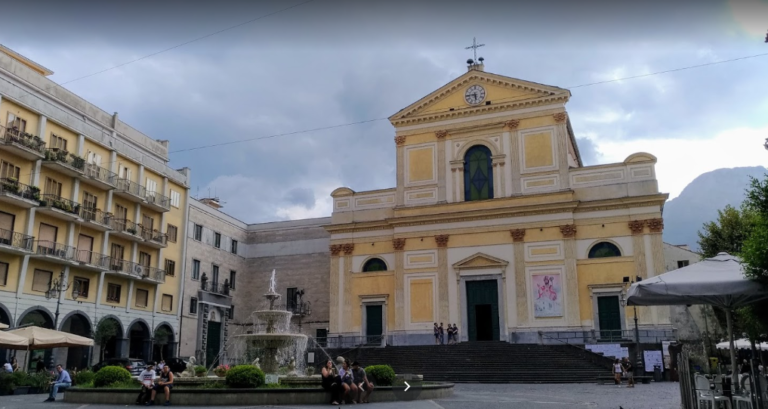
[0,330,29,349]
[626,252,768,388]
[716,338,768,351]
[0,323,8,329]
[7,326,94,348]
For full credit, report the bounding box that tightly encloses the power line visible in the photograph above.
[168,51,768,155]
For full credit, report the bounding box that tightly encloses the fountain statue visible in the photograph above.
[287,357,298,377]
[252,358,260,369]
[181,356,197,377]
[234,270,308,374]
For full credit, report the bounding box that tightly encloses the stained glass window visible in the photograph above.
[464,145,494,201]
[363,258,388,272]
[588,242,622,258]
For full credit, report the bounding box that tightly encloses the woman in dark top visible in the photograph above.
[321,359,341,405]
[446,325,454,345]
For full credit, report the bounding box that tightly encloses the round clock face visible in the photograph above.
[465,85,486,105]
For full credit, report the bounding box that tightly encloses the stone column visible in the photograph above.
[511,229,527,328]
[393,239,406,332]
[505,120,522,195]
[560,224,580,326]
[395,136,405,206]
[328,245,341,334]
[435,235,450,324]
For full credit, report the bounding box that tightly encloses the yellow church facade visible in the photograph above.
[326,63,671,345]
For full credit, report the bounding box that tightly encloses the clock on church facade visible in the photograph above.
[325,62,671,346]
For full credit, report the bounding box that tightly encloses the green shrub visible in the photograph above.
[225,365,265,388]
[94,366,131,387]
[73,370,95,386]
[366,365,395,386]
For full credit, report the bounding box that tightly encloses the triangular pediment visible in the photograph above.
[389,69,571,126]
[453,252,509,270]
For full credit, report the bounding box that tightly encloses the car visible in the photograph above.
[93,358,147,376]
[164,357,188,374]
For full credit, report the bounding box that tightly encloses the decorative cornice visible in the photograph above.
[510,229,526,242]
[559,224,577,238]
[435,235,450,247]
[393,238,406,251]
[394,135,406,145]
[504,119,520,129]
[342,243,355,255]
[330,244,343,256]
[553,112,567,123]
[646,218,664,233]
[628,220,645,235]
[435,130,449,139]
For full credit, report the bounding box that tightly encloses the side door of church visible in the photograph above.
[597,296,622,341]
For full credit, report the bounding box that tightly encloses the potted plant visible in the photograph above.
[194,365,208,377]
[213,364,230,377]
[127,228,138,235]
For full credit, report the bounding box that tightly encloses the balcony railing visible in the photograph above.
[140,227,168,246]
[80,207,112,227]
[145,191,171,210]
[0,125,46,154]
[0,178,40,202]
[0,228,34,252]
[39,194,81,215]
[43,148,85,172]
[201,281,230,296]
[116,178,147,198]
[75,249,109,267]
[113,218,141,236]
[108,258,165,283]
[35,241,76,261]
[84,163,117,185]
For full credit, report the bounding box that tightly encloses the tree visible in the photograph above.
[154,327,172,361]
[697,205,756,258]
[93,318,118,361]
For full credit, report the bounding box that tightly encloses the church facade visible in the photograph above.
[326,62,672,345]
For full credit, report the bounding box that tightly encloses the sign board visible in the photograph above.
[661,341,672,370]
[265,374,279,385]
[307,352,315,364]
[585,344,629,359]
[643,350,663,372]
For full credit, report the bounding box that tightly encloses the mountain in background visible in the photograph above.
[662,166,767,252]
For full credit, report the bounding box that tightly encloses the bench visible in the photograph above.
[596,375,652,385]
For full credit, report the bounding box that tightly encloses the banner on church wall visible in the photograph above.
[532,273,563,318]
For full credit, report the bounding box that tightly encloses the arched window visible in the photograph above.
[464,145,494,201]
[588,242,622,258]
[362,258,388,272]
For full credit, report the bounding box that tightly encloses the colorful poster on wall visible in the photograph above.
[532,273,563,318]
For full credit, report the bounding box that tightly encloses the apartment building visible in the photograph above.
[178,198,330,366]
[0,45,189,369]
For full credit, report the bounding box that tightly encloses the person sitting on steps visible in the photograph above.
[148,365,174,406]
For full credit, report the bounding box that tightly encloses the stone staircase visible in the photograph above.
[316,341,611,384]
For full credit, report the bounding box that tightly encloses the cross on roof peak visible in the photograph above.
[465,37,485,63]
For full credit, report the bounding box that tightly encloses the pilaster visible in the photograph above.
[554,113,571,190]
[31,160,41,187]
[393,238,405,331]
[328,249,340,333]
[560,224,580,326]
[95,271,106,309]
[342,244,354,331]
[437,138,447,203]
[77,134,85,157]
[38,116,47,145]
[513,239,527,326]
[395,140,405,206]
[506,120,522,195]
[126,280,134,313]
[435,235,449,323]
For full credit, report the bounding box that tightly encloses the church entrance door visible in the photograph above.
[365,305,383,345]
[466,280,499,342]
[597,296,622,341]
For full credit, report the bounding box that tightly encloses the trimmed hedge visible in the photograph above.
[366,365,395,386]
[226,365,265,388]
[73,369,96,386]
[94,366,131,387]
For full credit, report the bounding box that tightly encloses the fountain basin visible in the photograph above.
[252,310,294,330]
[238,333,308,349]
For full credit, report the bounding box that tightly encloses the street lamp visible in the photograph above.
[620,275,643,377]
[44,270,78,368]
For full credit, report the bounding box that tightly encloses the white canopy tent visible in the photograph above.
[626,252,768,387]
[0,330,29,349]
[7,326,94,370]
[716,338,768,351]
[0,323,8,329]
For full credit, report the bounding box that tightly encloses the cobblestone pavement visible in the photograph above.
[0,383,681,409]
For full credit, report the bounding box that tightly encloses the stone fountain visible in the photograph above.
[235,270,308,374]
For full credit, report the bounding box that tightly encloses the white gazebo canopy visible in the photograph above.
[0,329,29,349]
[716,338,768,351]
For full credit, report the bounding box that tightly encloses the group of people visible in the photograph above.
[136,363,174,406]
[321,357,374,405]
[434,323,459,345]
[612,357,635,388]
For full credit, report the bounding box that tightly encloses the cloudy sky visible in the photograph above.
[3,0,767,223]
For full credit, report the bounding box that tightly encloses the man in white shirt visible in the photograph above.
[136,364,156,405]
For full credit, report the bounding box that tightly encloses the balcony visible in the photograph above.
[140,227,168,248]
[107,258,165,284]
[0,228,34,255]
[0,125,46,160]
[0,178,40,208]
[144,191,171,212]
[42,149,85,177]
[79,208,113,232]
[81,163,117,190]
[74,249,109,271]
[201,281,231,296]
[38,194,83,222]
[32,241,77,264]
[111,218,143,242]
[114,178,147,203]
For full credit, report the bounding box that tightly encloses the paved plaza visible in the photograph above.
[0,383,681,409]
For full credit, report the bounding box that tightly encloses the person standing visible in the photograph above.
[613,359,623,387]
[452,324,459,344]
[438,323,445,345]
[44,364,71,402]
[446,325,454,345]
[622,357,635,388]
[433,323,440,345]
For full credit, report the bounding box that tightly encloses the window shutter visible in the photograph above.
[162,294,172,311]
[32,270,52,292]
